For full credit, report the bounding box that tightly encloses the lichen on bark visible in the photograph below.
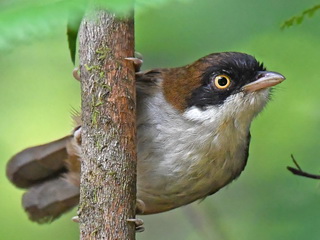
[78,9,136,240]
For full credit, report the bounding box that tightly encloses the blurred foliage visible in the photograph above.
[2,0,320,240]
[0,0,82,51]
[67,5,85,65]
[282,4,320,29]
[0,0,187,52]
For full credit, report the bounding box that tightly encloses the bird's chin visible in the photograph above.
[244,89,271,113]
[219,89,270,124]
[182,89,270,124]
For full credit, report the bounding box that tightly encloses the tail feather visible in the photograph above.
[22,177,80,223]
[7,133,82,222]
[6,136,72,188]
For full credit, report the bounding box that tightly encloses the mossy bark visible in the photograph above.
[78,9,136,240]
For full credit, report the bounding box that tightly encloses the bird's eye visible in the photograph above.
[214,75,231,89]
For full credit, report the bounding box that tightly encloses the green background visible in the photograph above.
[1,0,320,239]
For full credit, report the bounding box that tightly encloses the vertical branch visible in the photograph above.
[78,9,136,240]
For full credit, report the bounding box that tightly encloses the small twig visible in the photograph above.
[287,154,320,179]
[290,154,302,171]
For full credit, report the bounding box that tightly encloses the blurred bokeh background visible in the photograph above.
[1,0,320,239]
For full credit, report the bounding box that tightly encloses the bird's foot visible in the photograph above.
[72,216,79,223]
[74,214,144,232]
[127,199,146,232]
[66,126,82,158]
[125,52,143,72]
[73,67,81,81]
[127,218,145,232]
[73,126,82,146]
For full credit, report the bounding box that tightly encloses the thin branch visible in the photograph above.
[287,154,320,179]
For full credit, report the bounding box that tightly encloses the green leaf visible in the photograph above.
[0,1,84,52]
[281,4,320,29]
[0,0,186,53]
[67,6,85,65]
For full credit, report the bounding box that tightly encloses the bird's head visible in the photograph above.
[162,52,285,124]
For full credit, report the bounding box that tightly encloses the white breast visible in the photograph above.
[136,88,269,213]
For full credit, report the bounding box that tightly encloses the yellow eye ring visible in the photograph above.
[214,75,231,89]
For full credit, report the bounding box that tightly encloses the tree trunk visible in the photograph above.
[78,9,136,240]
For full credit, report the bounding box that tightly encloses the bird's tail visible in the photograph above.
[6,135,80,223]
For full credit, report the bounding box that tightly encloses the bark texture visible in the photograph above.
[78,9,136,240]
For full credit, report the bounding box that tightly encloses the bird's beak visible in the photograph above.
[242,71,285,93]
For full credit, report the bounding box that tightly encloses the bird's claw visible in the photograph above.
[74,215,144,232]
[127,218,145,232]
[72,216,79,223]
[73,126,82,146]
[127,199,146,232]
[73,67,81,81]
[125,52,143,72]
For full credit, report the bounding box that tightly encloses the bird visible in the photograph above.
[6,52,285,223]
